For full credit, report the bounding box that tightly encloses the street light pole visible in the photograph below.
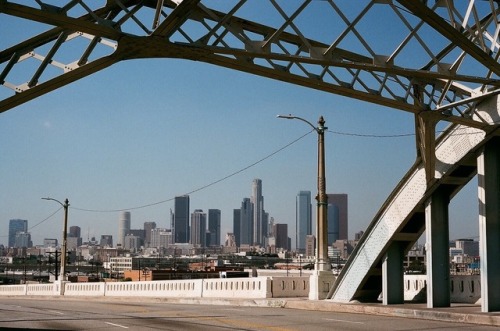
[42,197,69,281]
[277,115,333,299]
[277,115,330,272]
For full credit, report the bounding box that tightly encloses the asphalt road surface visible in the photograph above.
[0,297,497,330]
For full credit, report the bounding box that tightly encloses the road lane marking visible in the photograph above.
[104,322,129,329]
[323,318,364,324]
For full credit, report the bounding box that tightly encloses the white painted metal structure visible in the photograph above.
[1,0,500,311]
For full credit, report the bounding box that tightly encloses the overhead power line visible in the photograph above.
[70,130,314,213]
[68,126,485,214]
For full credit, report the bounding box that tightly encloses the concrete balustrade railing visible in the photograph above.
[403,275,481,304]
[0,276,309,299]
[0,275,480,303]
[105,279,201,297]
[268,277,310,298]
[26,283,57,296]
[202,277,270,298]
[64,282,105,296]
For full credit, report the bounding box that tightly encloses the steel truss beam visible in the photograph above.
[0,0,499,128]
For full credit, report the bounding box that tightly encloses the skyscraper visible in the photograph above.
[8,219,27,248]
[69,226,82,247]
[251,178,265,246]
[233,209,241,247]
[143,222,156,248]
[274,223,289,250]
[174,195,190,243]
[190,209,206,247]
[118,211,131,248]
[69,226,81,239]
[327,194,348,244]
[296,191,312,253]
[240,198,253,246]
[208,209,221,247]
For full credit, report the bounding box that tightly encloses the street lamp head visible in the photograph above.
[276,114,295,119]
[277,114,321,132]
[41,197,69,207]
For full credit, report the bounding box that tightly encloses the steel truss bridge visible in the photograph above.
[1,0,500,312]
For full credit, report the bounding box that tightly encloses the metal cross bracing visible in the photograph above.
[1,0,500,182]
[1,0,500,124]
[2,0,500,305]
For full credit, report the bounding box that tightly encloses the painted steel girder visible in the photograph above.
[1,0,500,129]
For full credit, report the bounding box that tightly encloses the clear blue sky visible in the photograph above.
[0,4,480,247]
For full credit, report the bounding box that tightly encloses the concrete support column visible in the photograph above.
[425,188,450,308]
[477,137,500,312]
[382,242,404,305]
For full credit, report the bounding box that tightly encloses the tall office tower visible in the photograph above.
[118,211,131,248]
[327,203,339,244]
[208,209,221,247]
[8,219,28,248]
[150,228,173,248]
[296,191,312,253]
[143,222,156,247]
[262,212,269,240]
[251,178,264,246]
[100,235,113,247]
[240,198,253,246]
[273,223,289,250]
[69,225,82,247]
[190,209,206,247]
[169,209,174,232]
[174,195,190,243]
[14,232,32,248]
[327,194,348,244]
[233,209,241,247]
[69,226,81,238]
[268,217,275,237]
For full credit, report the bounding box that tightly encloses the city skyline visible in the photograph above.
[1,27,481,249]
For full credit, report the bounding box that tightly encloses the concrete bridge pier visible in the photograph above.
[382,242,405,304]
[425,188,451,308]
[478,137,500,313]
